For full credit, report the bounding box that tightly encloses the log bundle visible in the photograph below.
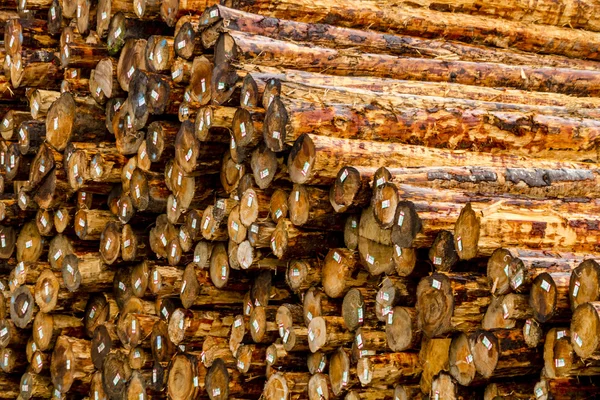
[0,0,599,399]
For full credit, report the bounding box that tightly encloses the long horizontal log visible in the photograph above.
[288,133,599,186]
[243,67,600,108]
[209,5,600,70]
[264,82,600,161]
[228,0,600,61]
[217,31,600,97]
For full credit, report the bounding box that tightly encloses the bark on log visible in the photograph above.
[218,30,600,97]
[287,133,598,186]
[228,0,600,61]
[215,4,600,71]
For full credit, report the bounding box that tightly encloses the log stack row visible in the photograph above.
[1,0,600,399]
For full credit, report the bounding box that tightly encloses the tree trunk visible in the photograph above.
[211,5,600,70]
[218,30,600,97]
[228,0,600,61]
[287,133,597,186]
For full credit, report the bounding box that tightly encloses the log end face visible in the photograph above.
[448,333,476,386]
[308,316,327,353]
[264,373,289,400]
[50,336,75,393]
[288,134,315,185]
[470,331,499,379]
[571,301,600,359]
[486,248,514,296]
[569,259,600,311]
[416,274,453,338]
[329,347,350,396]
[454,203,480,261]
[529,272,557,323]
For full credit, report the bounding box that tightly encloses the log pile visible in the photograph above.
[0,0,599,399]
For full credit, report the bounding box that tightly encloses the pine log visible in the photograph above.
[529,271,571,323]
[229,0,600,61]
[418,338,452,394]
[430,372,477,400]
[263,372,310,400]
[303,287,342,327]
[569,259,600,311]
[264,85,600,161]
[570,301,600,359]
[416,272,490,337]
[218,30,600,97]
[210,5,600,70]
[174,15,203,60]
[50,335,93,393]
[534,377,600,400]
[287,133,598,187]
[307,316,353,353]
[471,328,542,380]
[356,352,421,386]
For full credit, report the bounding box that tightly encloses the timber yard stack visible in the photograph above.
[1,0,600,399]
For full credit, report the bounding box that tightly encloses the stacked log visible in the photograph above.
[0,0,599,398]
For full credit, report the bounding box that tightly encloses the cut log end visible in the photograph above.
[570,301,600,359]
[470,330,499,379]
[288,134,315,185]
[416,273,453,338]
[486,248,514,295]
[390,201,422,249]
[329,347,350,396]
[429,231,459,272]
[448,333,476,386]
[529,272,557,323]
[569,259,600,311]
[330,167,361,213]
[11,284,35,328]
[342,288,365,332]
[454,203,480,260]
[371,182,398,229]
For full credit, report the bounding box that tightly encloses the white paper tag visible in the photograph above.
[282,329,290,343]
[308,328,315,341]
[555,358,565,368]
[432,279,441,289]
[433,257,442,265]
[203,216,210,230]
[66,359,70,370]
[127,66,135,79]
[525,320,531,335]
[119,281,126,291]
[181,280,187,294]
[251,224,259,233]
[301,161,310,176]
[574,332,583,347]
[25,240,32,249]
[54,249,62,261]
[366,254,374,264]
[53,118,58,130]
[541,280,551,292]
[356,334,363,349]
[557,330,566,340]
[212,388,221,397]
[172,69,181,79]
[113,373,120,386]
[247,193,254,207]
[573,281,580,297]
[481,336,492,350]
[260,168,269,179]
[466,354,473,363]
[381,200,390,209]
[177,40,186,50]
